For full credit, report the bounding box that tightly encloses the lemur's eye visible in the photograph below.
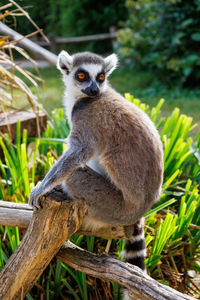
[78,73,86,80]
[98,73,105,81]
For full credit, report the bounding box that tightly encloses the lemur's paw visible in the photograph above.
[28,182,43,210]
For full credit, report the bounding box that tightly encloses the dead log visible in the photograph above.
[0,110,47,141]
[57,241,196,300]
[0,200,32,228]
[0,21,57,66]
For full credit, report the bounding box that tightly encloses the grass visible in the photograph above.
[14,64,200,136]
[0,96,200,298]
[33,66,200,129]
[1,63,200,299]
[111,67,200,126]
[1,98,200,298]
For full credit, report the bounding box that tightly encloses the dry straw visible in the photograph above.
[0,0,48,136]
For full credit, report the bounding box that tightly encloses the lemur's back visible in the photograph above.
[71,87,163,224]
[29,51,164,291]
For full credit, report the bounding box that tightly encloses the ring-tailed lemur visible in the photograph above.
[29,51,163,298]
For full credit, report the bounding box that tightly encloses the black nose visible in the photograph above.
[90,87,99,96]
[90,85,99,96]
[82,82,99,97]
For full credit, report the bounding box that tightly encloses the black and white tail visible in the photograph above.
[122,218,146,300]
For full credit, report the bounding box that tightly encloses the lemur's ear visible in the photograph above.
[104,53,118,76]
[57,50,73,74]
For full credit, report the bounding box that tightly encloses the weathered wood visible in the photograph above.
[0,166,197,300]
[0,21,57,66]
[0,110,47,140]
[38,32,117,46]
[0,196,87,300]
[0,194,133,240]
[0,201,32,228]
[0,167,135,240]
[57,241,196,300]
[0,199,131,239]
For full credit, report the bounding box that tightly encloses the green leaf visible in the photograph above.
[191,33,200,41]
[62,279,81,300]
[183,67,192,77]
[181,19,193,28]
[145,199,177,217]
[163,169,180,191]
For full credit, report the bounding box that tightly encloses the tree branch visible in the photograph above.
[0,167,196,300]
[0,167,135,240]
[57,241,196,300]
[0,199,132,240]
[0,197,86,300]
[0,21,57,65]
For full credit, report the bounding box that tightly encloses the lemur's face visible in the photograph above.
[57,51,118,99]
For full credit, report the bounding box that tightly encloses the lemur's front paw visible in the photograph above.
[28,182,43,209]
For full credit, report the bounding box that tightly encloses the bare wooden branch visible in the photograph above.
[0,199,133,240]
[57,241,196,300]
[0,200,32,228]
[0,21,57,65]
[0,197,87,300]
[0,166,197,300]
[37,32,117,46]
[0,167,135,240]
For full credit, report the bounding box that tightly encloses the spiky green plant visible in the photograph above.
[0,96,199,298]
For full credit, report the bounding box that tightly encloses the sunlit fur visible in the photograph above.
[29,51,163,300]
[57,52,163,300]
[57,51,118,128]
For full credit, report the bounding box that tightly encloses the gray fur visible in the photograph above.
[29,138,95,209]
[73,52,105,68]
[29,52,163,299]
[29,51,163,224]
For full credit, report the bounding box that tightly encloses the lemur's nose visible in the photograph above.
[90,83,99,96]
[82,81,99,97]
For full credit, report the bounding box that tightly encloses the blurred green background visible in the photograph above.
[4,0,199,130]
[1,1,200,299]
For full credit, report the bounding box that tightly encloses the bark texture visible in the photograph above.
[0,167,196,300]
[57,241,196,300]
[0,197,86,300]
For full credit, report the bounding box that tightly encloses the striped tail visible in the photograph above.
[122,218,146,300]
[123,217,146,270]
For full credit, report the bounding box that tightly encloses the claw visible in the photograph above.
[28,184,43,209]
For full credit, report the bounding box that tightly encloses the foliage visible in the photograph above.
[0,1,45,134]
[1,0,128,53]
[118,0,200,86]
[0,96,200,298]
[33,67,200,139]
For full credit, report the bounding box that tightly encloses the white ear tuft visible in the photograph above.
[104,53,118,76]
[57,50,73,74]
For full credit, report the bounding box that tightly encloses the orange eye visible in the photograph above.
[99,73,105,81]
[78,73,86,80]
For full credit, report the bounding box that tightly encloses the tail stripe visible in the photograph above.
[127,256,145,270]
[124,248,146,259]
[132,224,143,236]
[123,218,146,271]
[122,218,146,299]
[125,239,145,252]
